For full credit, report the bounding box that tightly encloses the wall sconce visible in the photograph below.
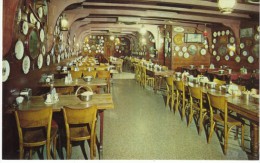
[60,13,69,31]
[218,0,237,14]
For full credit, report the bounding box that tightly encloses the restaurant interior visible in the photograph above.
[1,0,260,160]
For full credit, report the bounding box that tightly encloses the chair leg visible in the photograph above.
[208,121,215,144]
[46,142,51,159]
[188,105,193,127]
[166,94,170,109]
[181,100,185,121]
[29,149,32,159]
[53,135,58,159]
[19,145,24,159]
[170,96,174,111]
[66,141,71,159]
[223,126,229,155]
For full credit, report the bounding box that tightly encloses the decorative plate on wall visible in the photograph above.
[22,21,29,35]
[37,54,43,69]
[178,51,183,57]
[211,44,215,49]
[22,56,30,74]
[226,30,230,35]
[28,29,40,59]
[46,54,50,66]
[254,34,259,41]
[216,55,220,61]
[174,46,180,51]
[57,54,61,63]
[182,46,187,52]
[36,21,40,30]
[213,38,217,44]
[188,44,197,55]
[218,45,227,56]
[42,45,46,55]
[225,55,229,61]
[40,29,45,42]
[200,49,206,55]
[38,7,43,18]
[252,44,259,58]
[184,52,189,58]
[17,8,21,24]
[240,43,245,49]
[229,51,234,56]
[173,26,184,32]
[15,40,24,60]
[30,13,36,24]
[213,50,217,56]
[229,37,235,43]
[242,50,248,56]
[213,32,217,37]
[173,34,184,45]
[221,31,225,36]
[2,60,10,82]
[235,56,241,63]
[248,56,254,63]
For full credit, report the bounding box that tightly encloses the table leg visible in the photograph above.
[250,122,259,160]
[99,110,104,151]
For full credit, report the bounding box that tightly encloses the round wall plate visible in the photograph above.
[216,55,220,61]
[46,54,50,66]
[15,40,24,60]
[22,21,29,35]
[248,56,254,63]
[182,46,187,52]
[22,56,30,74]
[240,43,245,49]
[37,54,43,69]
[178,51,183,57]
[42,45,46,55]
[38,7,43,18]
[40,29,45,42]
[200,49,206,55]
[2,60,10,82]
[188,44,197,55]
[184,52,189,58]
[235,56,241,63]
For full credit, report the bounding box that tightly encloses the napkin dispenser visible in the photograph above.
[20,88,32,100]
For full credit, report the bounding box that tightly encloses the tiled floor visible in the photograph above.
[29,71,251,160]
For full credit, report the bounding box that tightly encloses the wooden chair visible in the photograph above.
[174,80,189,120]
[62,105,98,159]
[188,86,207,135]
[207,92,244,155]
[70,70,83,79]
[97,70,111,93]
[83,70,97,78]
[14,108,58,159]
[213,78,226,85]
[165,76,176,111]
[141,66,154,88]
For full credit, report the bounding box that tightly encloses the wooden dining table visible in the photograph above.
[187,82,259,159]
[146,68,175,93]
[7,94,114,151]
[39,78,108,87]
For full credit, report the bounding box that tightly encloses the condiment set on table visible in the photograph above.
[45,85,59,104]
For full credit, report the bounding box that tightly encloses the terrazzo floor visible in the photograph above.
[29,71,253,160]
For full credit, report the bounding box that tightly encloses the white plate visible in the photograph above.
[36,21,40,29]
[22,56,30,74]
[174,46,180,51]
[248,56,254,63]
[17,8,21,24]
[216,56,220,61]
[46,54,50,66]
[184,52,189,58]
[225,55,229,61]
[15,40,24,60]
[40,29,44,42]
[182,46,187,52]
[2,60,10,82]
[213,50,217,56]
[242,50,248,56]
[38,54,43,69]
[38,7,43,18]
[22,21,28,35]
[229,51,234,56]
[213,32,217,37]
[211,44,215,49]
[235,56,241,63]
[213,38,217,44]
[205,44,208,49]
[240,43,245,49]
[226,30,230,35]
[30,13,36,24]
[217,31,221,36]
[221,31,225,36]
[229,37,235,43]
[200,49,206,55]
[42,45,46,55]
[178,51,183,57]
[257,26,260,32]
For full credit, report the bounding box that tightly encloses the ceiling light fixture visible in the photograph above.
[218,0,237,14]
[60,13,69,31]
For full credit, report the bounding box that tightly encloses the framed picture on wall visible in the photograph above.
[184,33,204,43]
[240,28,254,38]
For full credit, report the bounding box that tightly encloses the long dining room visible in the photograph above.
[1,0,260,161]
